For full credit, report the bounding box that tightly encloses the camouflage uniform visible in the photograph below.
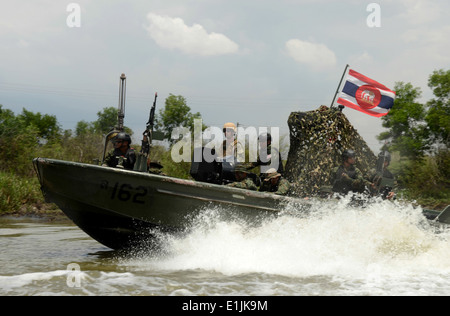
[226,164,258,191]
[331,164,370,195]
[103,132,136,170]
[103,148,136,170]
[275,178,291,195]
[259,170,291,195]
[227,178,258,190]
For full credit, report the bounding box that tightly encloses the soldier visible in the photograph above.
[331,149,373,195]
[226,164,258,190]
[367,151,396,199]
[221,122,245,161]
[251,132,284,176]
[103,132,136,170]
[259,168,291,195]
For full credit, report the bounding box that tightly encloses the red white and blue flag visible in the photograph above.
[337,69,396,117]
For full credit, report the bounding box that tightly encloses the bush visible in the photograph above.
[398,150,450,207]
[0,171,44,214]
[159,149,192,179]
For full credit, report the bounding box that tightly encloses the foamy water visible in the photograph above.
[1,199,449,296]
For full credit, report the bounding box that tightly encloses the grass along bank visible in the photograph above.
[0,171,63,218]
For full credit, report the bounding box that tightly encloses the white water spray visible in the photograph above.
[125,198,450,289]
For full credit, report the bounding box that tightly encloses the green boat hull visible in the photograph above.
[33,158,308,249]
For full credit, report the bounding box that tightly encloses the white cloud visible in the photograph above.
[397,0,442,25]
[144,13,239,56]
[285,39,336,70]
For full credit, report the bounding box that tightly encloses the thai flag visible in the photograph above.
[337,69,396,117]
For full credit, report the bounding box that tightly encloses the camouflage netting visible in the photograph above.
[285,105,377,196]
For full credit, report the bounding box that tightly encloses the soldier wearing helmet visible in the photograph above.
[331,149,373,195]
[103,132,136,170]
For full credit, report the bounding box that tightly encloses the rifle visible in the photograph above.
[134,93,157,172]
[141,92,157,155]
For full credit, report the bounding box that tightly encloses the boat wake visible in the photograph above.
[123,198,450,284]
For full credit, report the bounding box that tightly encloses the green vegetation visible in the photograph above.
[378,69,450,209]
[0,171,43,214]
[155,94,206,144]
[0,69,449,215]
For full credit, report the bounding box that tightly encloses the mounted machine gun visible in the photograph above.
[134,93,160,172]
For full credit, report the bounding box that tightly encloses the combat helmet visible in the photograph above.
[115,132,131,145]
[342,149,356,161]
[378,151,391,162]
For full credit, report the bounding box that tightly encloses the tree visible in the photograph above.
[91,106,133,136]
[426,69,450,148]
[377,82,428,159]
[75,120,94,137]
[0,105,18,137]
[156,94,204,143]
[18,108,61,141]
[0,105,42,175]
[93,107,118,134]
[375,72,450,207]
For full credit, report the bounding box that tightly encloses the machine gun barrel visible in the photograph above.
[134,92,158,172]
[140,92,157,156]
[147,92,157,143]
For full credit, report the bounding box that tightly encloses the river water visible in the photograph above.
[1,198,450,297]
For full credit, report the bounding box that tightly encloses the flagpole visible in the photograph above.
[330,64,349,109]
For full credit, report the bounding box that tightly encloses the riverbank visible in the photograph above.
[2,202,69,222]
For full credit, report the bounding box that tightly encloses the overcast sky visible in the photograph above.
[1,0,449,153]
